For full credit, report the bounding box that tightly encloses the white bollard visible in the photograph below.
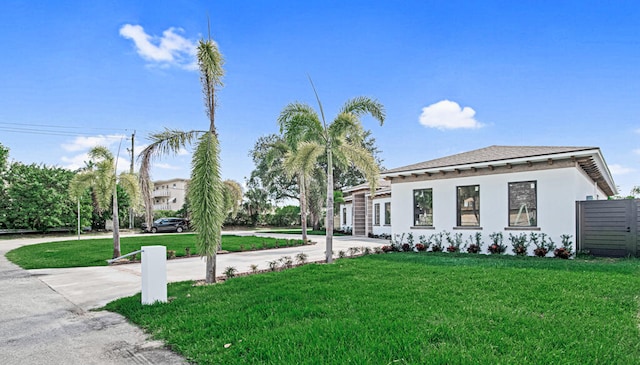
[141,245,167,305]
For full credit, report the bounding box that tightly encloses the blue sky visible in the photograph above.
[1,1,639,196]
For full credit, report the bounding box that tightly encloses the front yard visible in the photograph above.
[6,234,305,269]
[105,253,640,364]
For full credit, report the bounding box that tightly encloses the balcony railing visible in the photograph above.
[152,190,171,197]
[153,204,171,211]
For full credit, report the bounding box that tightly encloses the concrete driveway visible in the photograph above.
[0,232,385,364]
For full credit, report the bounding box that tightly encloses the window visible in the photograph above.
[414,189,433,226]
[343,207,347,225]
[384,202,391,225]
[457,185,480,226]
[508,181,537,226]
[374,203,380,226]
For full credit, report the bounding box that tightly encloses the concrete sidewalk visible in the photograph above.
[0,232,385,364]
[28,233,386,310]
[0,236,186,365]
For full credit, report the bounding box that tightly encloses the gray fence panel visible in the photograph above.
[577,199,638,257]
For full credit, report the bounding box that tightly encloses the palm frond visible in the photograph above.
[277,102,324,146]
[328,112,364,145]
[88,146,115,165]
[340,141,380,195]
[222,180,243,218]
[68,172,96,200]
[198,39,224,132]
[118,172,141,207]
[339,96,386,126]
[188,133,224,257]
[283,141,324,180]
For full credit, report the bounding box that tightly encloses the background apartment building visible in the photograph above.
[153,178,189,212]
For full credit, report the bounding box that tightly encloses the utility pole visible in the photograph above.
[127,131,135,229]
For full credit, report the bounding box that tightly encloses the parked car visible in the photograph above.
[142,218,189,233]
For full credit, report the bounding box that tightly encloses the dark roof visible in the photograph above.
[383,145,597,174]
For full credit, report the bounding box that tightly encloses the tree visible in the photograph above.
[278,81,385,263]
[1,163,81,231]
[69,146,139,258]
[137,37,226,283]
[249,134,299,202]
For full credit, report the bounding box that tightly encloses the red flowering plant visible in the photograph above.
[509,233,529,256]
[532,233,555,257]
[488,232,507,254]
[465,232,483,254]
[446,231,463,253]
[430,232,444,252]
[554,234,573,259]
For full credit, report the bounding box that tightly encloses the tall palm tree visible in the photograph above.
[69,146,139,258]
[137,37,225,283]
[278,81,385,263]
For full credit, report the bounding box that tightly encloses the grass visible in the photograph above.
[260,229,347,236]
[105,253,640,364]
[6,234,304,269]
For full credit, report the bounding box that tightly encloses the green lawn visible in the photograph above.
[6,234,304,269]
[105,253,640,364]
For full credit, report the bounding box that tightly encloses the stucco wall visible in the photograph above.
[339,202,353,232]
[371,197,392,236]
[390,166,601,252]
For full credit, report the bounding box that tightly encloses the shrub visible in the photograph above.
[532,233,555,257]
[554,234,574,259]
[509,233,529,256]
[488,232,506,254]
[431,233,444,252]
[224,266,237,279]
[415,243,427,252]
[348,247,360,257]
[381,245,393,253]
[362,246,372,255]
[391,233,405,252]
[374,246,384,254]
[250,264,259,273]
[465,232,483,254]
[295,252,308,265]
[167,250,176,259]
[446,232,463,253]
[338,250,346,258]
[280,256,293,269]
[268,260,278,272]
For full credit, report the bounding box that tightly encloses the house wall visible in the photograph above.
[371,197,392,236]
[339,202,353,232]
[391,166,602,253]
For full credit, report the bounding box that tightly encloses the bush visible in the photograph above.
[265,205,301,227]
[554,234,574,259]
[509,233,529,256]
[465,232,483,254]
[488,232,506,254]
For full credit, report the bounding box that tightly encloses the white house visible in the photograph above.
[152,178,189,211]
[340,145,617,253]
[340,180,392,237]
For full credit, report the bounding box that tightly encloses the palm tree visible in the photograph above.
[277,81,385,263]
[69,146,139,258]
[137,37,225,283]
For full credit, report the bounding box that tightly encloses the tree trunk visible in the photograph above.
[206,253,216,283]
[112,186,121,259]
[299,175,308,243]
[325,146,334,263]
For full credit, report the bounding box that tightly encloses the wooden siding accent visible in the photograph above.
[366,197,373,236]
[352,193,366,236]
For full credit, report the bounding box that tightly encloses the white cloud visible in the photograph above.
[419,100,483,130]
[155,163,182,170]
[633,149,640,155]
[609,164,634,175]
[61,134,126,152]
[119,24,197,70]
